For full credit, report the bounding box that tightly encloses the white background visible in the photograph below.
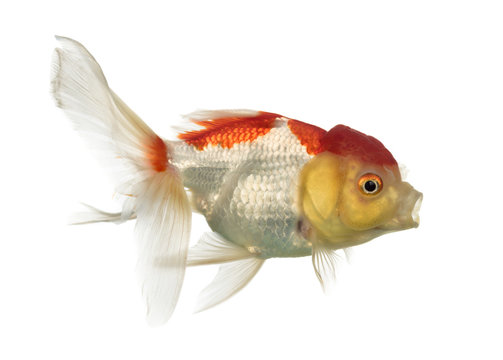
[1,1,502,359]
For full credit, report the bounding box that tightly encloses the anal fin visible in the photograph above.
[187,232,252,266]
[187,232,264,313]
[195,257,264,313]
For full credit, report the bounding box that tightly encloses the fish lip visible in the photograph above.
[401,188,423,229]
[378,187,423,231]
[411,192,423,227]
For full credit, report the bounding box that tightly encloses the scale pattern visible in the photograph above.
[171,118,314,258]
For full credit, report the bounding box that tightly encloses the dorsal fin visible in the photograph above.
[178,110,282,150]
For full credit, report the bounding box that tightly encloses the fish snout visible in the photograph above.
[411,191,423,227]
[380,184,423,231]
[398,186,423,229]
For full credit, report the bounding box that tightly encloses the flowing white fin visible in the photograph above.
[52,36,191,325]
[135,171,191,325]
[187,232,252,266]
[69,203,130,225]
[183,109,260,122]
[312,243,343,293]
[195,257,264,313]
[173,109,261,134]
[51,36,162,203]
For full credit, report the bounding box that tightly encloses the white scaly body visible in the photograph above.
[171,118,313,258]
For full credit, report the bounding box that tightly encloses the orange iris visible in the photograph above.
[358,173,383,195]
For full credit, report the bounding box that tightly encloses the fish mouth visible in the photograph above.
[380,185,423,231]
[411,192,423,227]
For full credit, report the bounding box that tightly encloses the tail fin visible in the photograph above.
[52,36,191,325]
[69,203,129,225]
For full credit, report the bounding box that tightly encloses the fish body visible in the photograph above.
[173,112,317,258]
[52,37,422,325]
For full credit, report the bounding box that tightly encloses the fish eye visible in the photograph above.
[358,173,383,195]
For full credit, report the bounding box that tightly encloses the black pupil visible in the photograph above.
[364,180,377,193]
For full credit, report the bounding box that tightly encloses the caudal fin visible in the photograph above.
[52,36,191,325]
[68,203,129,225]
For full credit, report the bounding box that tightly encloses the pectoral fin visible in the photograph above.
[312,243,343,293]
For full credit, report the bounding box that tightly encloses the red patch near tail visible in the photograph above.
[287,119,326,155]
[178,111,280,150]
[145,135,168,172]
[321,125,397,166]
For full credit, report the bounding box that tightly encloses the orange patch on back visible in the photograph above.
[145,135,168,172]
[178,111,281,150]
[287,119,326,155]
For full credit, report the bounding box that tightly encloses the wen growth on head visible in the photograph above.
[51,37,423,326]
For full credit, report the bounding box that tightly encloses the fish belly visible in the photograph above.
[171,123,313,258]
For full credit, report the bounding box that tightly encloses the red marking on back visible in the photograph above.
[320,125,397,166]
[287,119,326,155]
[178,111,280,150]
[145,135,168,172]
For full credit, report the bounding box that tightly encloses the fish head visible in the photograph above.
[298,125,422,249]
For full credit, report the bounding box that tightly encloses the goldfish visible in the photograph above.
[51,36,422,326]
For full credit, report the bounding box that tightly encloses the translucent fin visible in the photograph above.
[51,36,168,201]
[187,232,252,266]
[69,203,130,225]
[173,109,264,137]
[312,243,342,293]
[52,37,192,326]
[135,172,191,326]
[183,109,260,122]
[195,257,264,313]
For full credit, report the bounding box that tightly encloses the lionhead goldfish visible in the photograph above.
[52,37,422,326]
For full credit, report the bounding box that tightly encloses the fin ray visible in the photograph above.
[195,257,264,313]
[51,36,167,198]
[135,172,191,326]
[187,232,251,266]
[312,243,343,293]
[68,203,131,225]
